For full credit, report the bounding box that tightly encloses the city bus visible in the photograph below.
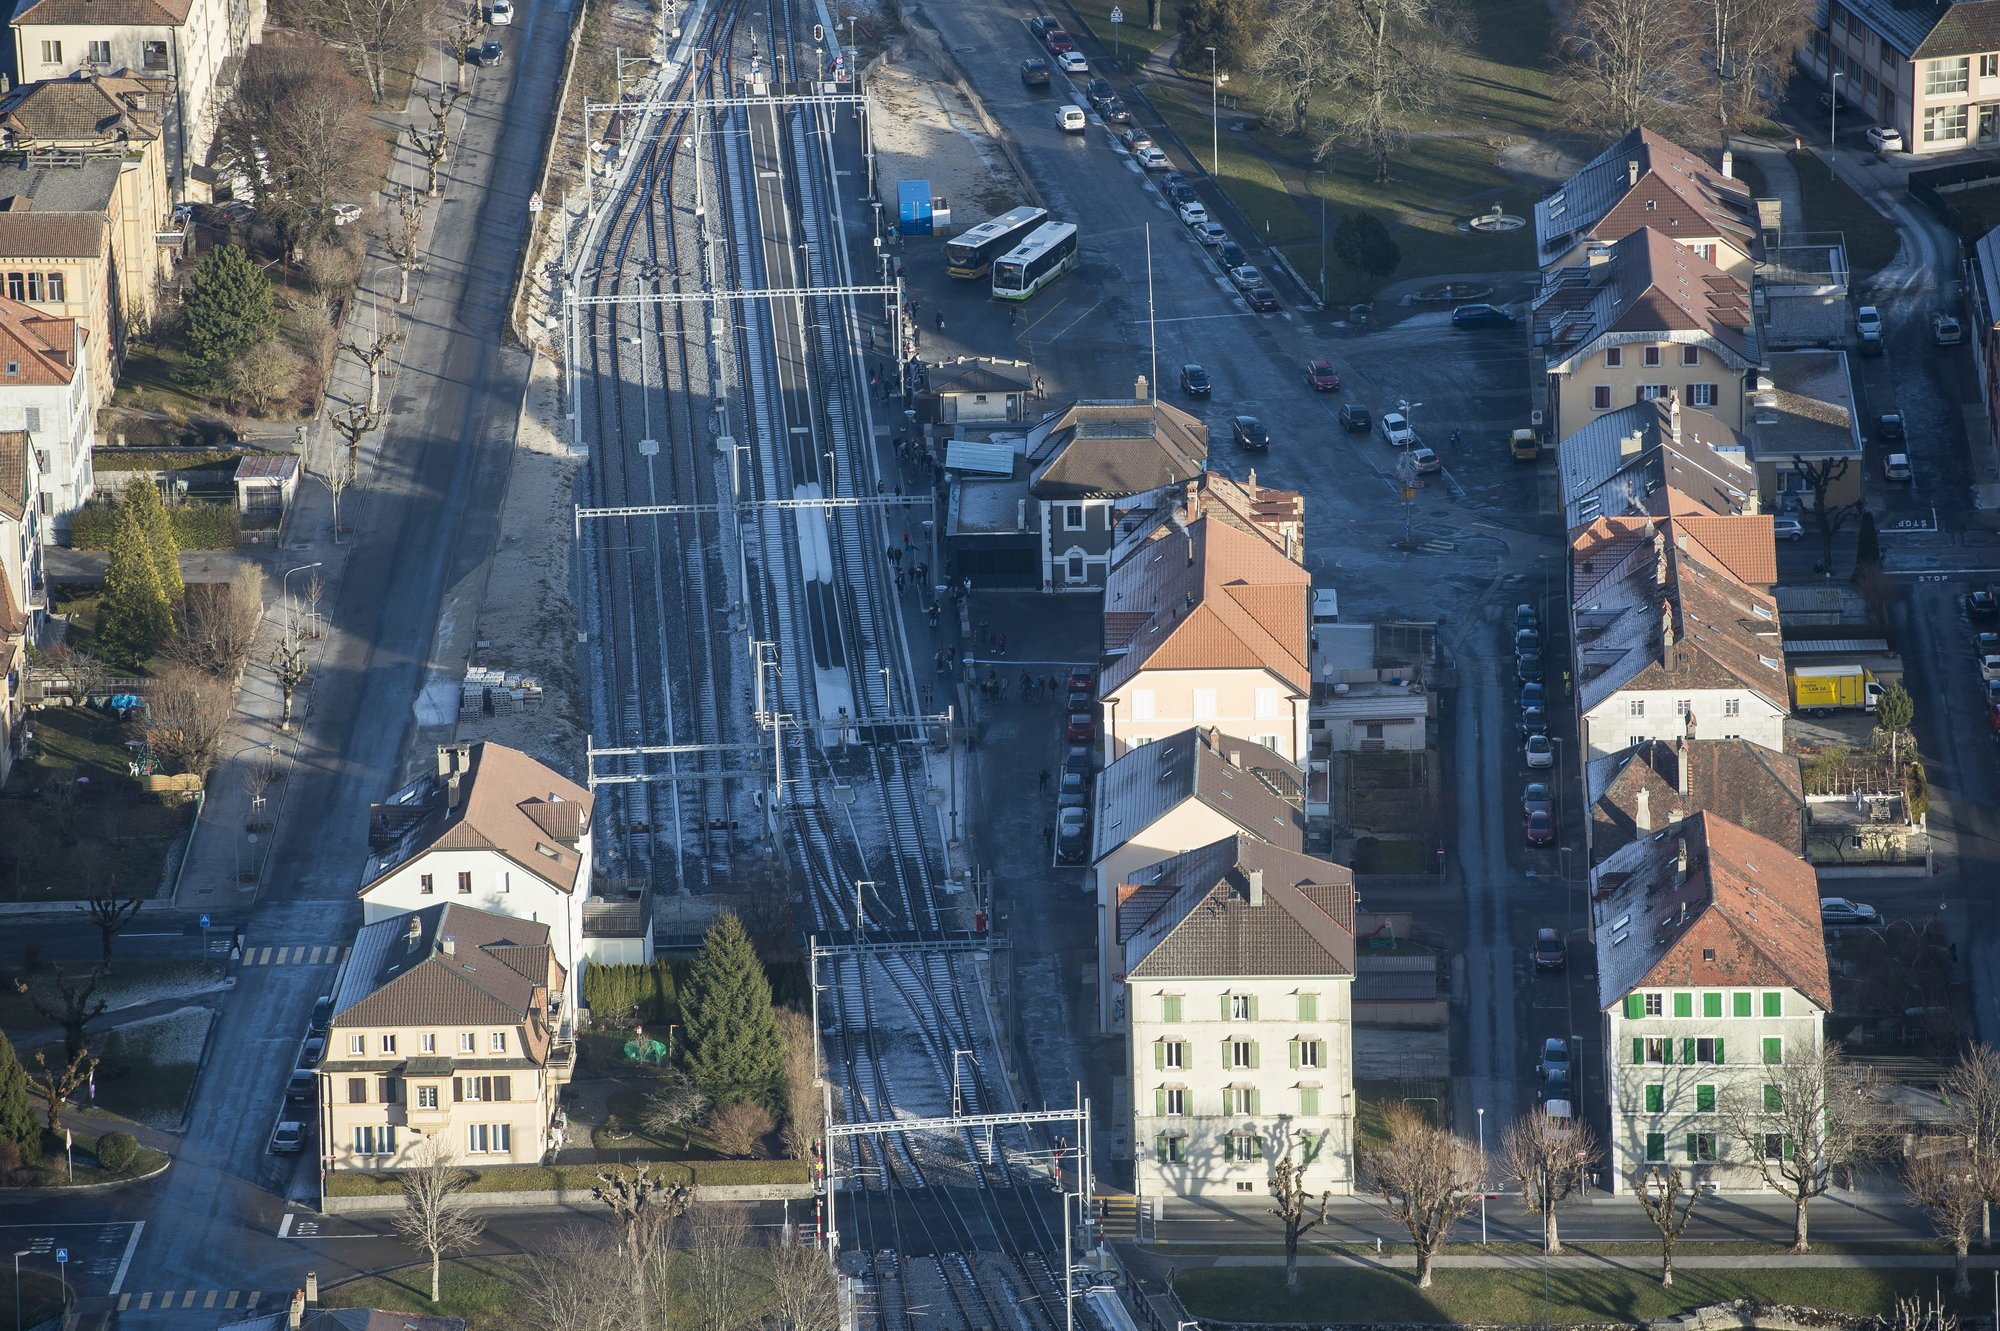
[991,222,1079,301]
[946,205,1048,280]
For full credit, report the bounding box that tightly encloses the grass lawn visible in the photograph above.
[1791,149,1901,277]
[324,1157,810,1198]
[328,1252,780,1331]
[1355,1078,1448,1150]
[1064,0,1181,66]
[106,343,209,443]
[47,1006,215,1129]
[21,1129,169,1187]
[1175,1265,1974,1325]
[0,960,225,1030]
[1352,837,1436,874]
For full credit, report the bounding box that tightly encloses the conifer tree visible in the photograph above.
[0,1032,40,1161]
[181,244,276,387]
[680,912,783,1105]
[96,501,173,663]
[120,478,182,603]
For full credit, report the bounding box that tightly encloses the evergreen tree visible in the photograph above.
[120,478,183,603]
[96,501,173,664]
[181,245,276,386]
[1333,212,1402,282]
[680,912,783,1106]
[0,1032,38,1161]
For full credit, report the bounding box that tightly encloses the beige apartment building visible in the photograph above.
[1535,127,1761,277]
[1800,0,2000,153]
[1536,227,1760,445]
[320,902,573,1172]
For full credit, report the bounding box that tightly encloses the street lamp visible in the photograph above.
[1829,71,1844,150]
[14,1249,30,1331]
[1476,1106,1488,1244]
[1205,47,1219,177]
[282,561,322,640]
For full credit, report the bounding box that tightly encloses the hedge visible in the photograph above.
[582,960,679,1025]
[68,498,239,551]
[92,1130,138,1171]
[323,1157,810,1197]
[93,449,249,474]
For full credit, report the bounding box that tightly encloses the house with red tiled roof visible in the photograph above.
[0,295,91,540]
[1535,227,1760,443]
[1589,736,1806,863]
[1534,127,1762,277]
[1098,513,1311,764]
[1594,811,1828,1193]
[1570,512,1789,761]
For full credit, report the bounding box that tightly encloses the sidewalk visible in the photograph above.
[1190,1252,2000,1270]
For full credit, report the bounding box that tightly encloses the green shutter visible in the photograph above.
[1646,1132,1665,1162]
[1625,994,1645,1019]
[1764,1084,1783,1112]
[1763,991,1782,1017]
[1221,994,1233,1021]
[1249,1041,1260,1070]
[1299,993,1318,1022]
[1163,995,1182,1023]
[1763,1037,1783,1065]
[1673,992,1693,1018]
[1681,1038,1696,1065]
[1300,1087,1319,1116]
[1632,1037,1645,1065]
[1644,1084,1663,1113]
[1714,1038,1725,1064]
[1696,1084,1716,1113]
[1685,1133,1698,1160]
[1155,1042,1166,1071]
[1249,1089,1261,1115]
[1155,1088,1166,1117]
[1733,992,1752,1018]
[1223,1135,1235,1162]
[1288,1039,1300,1070]
[1783,1135,1796,1160]
[1703,993,1723,1018]
[1156,1135,1169,1163]
[1247,996,1260,1021]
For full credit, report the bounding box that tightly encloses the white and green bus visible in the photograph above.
[947,205,1047,279]
[992,221,1079,301]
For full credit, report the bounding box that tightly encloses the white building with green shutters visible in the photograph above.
[1121,835,1356,1199]
[1596,811,1830,1194]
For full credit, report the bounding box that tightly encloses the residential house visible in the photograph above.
[0,428,37,783]
[1099,515,1311,765]
[1534,127,1761,277]
[1798,0,2000,154]
[0,294,90,538]
[1744,351,1864,513]
[1595,811,1829,1193]
[1757,239,1850,350]
[1123,834,1357,1199]
[1089,726,1306,1029]
[1307,621,1435,755]
[1535,227,1760,443]
[1109,471,1306,576]
[922,356,1036,426]
[1556,395,1757,535]
[358,742,642,1017]
[11,0,266,191]
[320,902,572,1172]
[222,1295,465,1331]
[1025,386,1207,592]
[0,73,178,302]
[0,155,132,401]
[1589,736,1806,864]
[1571,512,1789,761]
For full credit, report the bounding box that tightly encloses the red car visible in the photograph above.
[1304,359,1341,392]
[1524,810,1554,846]
[1066,668,1097,695]
[1246,286,1280,312]
[1065,712,1095,743]
[1043,27,1075,52]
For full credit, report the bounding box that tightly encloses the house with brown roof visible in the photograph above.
[1099,514,1311,765]
[1590,737,1806,864]
[1089,726,1306,1029]
[358,743,646,1016]
[1745,351,1865,513]
[0,294,91,539]
[10,0,264,192]
[1535,227,1761,444]
[1799,0,2000,154]
[1534,128,1762,277]
[1594,811,1828,1193]
[1571,512,1789,762]
[319,901,572,1172]
[1557,395,1758,534]
[1025,383,1207,592]
[0,155,134,403]
[0,428,38,784]
[1109,470,1306,575]
[1122,834,1357,1198]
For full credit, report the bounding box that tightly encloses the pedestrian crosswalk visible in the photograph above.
[237,945,350,967]
[1093,1192,1142,1242]
[118,1290,262,1312]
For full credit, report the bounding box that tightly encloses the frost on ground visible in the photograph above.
[21,961,225,1015]
[867,53,1021,226]
[103,1006,213,1068]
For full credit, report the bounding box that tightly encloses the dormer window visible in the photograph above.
[4,363,16,377]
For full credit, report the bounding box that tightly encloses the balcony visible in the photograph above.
[547,1039,576,1084]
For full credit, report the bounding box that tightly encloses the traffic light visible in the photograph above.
[813,22,824,41]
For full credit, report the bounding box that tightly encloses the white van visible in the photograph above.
[1057,104,1087,133]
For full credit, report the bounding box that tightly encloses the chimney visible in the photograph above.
[1627,159,1640,187]
[439,935,457,956]
[1635,785,1652,833]
[287,1290,306,1331]
[1247,868,1264,907]
[1668,392,1682,447]
[1677,737,1690,798]
[1661,599,1677,670]
[404,916,423,949]
[1246,468,1258,500]
[1675,836,1689,881]
[1134,374,1150,402]
[305,1273,318,1305]
[1721,150,1734,179]
[1228,748,1243,768]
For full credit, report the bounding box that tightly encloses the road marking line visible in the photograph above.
[108,1220,142,1295]
[226,1292,241,1308]
[184,1290,199,1307]
[136,1293,151,1309]
[277,1213,294,1239]
[249,1291,262,1308]
[204,1291,218,1308]
[116,1296,129,1311]
[276,947,292,965]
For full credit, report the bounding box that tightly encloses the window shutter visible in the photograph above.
[495,1075,511,1101]
[1220,994,1233,1021]
[1714,1038,1725,1064]
[1696,1084,1715,1113]
[1155,1042,1166,1071]
[1162,995,1181,1023]
[348,1077,366,1104]
[1703,993,1723,1018]
[1299,993,1318,1022]
[1783,1135,1796,1160]
[1155,1088,1166,1117]
[1631,1038,1644,1065]
[1288,1039,1300,1070]
[1765,1084,1783,1112]
[1223,1136,1236,1162]
[1763,991,1782,1017]
[1248,1088,1261,1115]
[1681,1038,1696,1065]
[1686,1133,1698,1160]
[1673,993,1693,1018]
[1156,1135,1168,1163]
[1300,1087,1319,1117]
[1249,1042,1260,1070]
[452,1078,463,1102]
[1625,994,1645,1019]
[1247,996,1259,1021]
[1644,1084,1663,1113]
[1734,992,1753,1017]
[1764,1037,1783,1065]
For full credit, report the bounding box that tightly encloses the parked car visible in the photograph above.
[1879,411,1905,441]
[1065,712,1095,743]
[1043,26,1075,52]
[1056,806,1089,863]
[1510,427,1539,462]
[1304,359,1341,392]
[1524,809,1554,845]
[1452,303,1515,328]
[1232,416,1270,451]
[1227,264,1265,291]
[1085,77,1115,106]
[1520,681,1545,709]
[1066,667,1097,694]
[1244,286,1279,312]
[1524,733,1553,768]
[1021,58,1051,87]
[1866,125,1904,151]
[1177,200,1209,226]
[1056,104,1087,133]
[1518,706,1548,739]
[1533,931,1567,972]
[488,0,513,21]
[1338,402,1371,433]
[1521,781,1552,818]
[1029,14,1061,37]
[1057,770,1089,808]
[299,1035,326,1068]
[1980,654,2000,683]
[472,38,503,64]
[1378,411,1415,448]
[1883,452,1913,482]
[1057,50,1088,73]
[1515,627,1542,656]
[1856,304,1883,353]
[1194,222,1229,247]
[1409,446,1440,475]
[1971,589,2000,621]
[330,203,362,227]
[1516,650,1543,682]
[1935,311,1964,346]
[309,995,334,1035]
[1121,127,1154,152]
[1538,1038,1572,1082]
[1137,145,1170,170]
[285,1070,316,1103]
[1976,632,2000,661]
[1180,363,1211,397]
[1166,181,1197,206]
[1820,896,1881,929]
[1774,516,1804,541]
[271,1120,305,1153]
[1100,98,1131,124]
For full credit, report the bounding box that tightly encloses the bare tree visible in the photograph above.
[271,635,310,728]
[78,879,142,965]
[328,403,383,483]
[520,1230,622,1331]
[45,644,111,705]
[1634,1163,1700,1285]
[393,1137,484,1302]
[1499,1108,1598,1254]
[1719,1037,1882,1251]
[687,1199,752,1331]
[1269,1147,1330,1290]
[1788,455,1860,574]
[592,1163,693,1263]
[1318,0,1466,181]
[169,567,266,677]
[217,40,386,253]
[1940,1044,2000,1245]
[341,308,405,415]
[284,0,438,101]
[20,964,107,1059]
[1250,0,1342,136]
[26,1047,97,1132]
[709,1101,775,1158]
[639,1069,711,1147]
[1362,1104,1481,1288]
[145,664,234,777]
[322,464,353,543]
[301,571,326,641]
[1889,1293,1960,1331]
[1557,0,1712,137]
[766,1240,841,1331]
[1703,0,1814,132]
[385,192,429,305]
[1908,1153,1983,1294]
[775,1007,822,1162]
[227,337,303,414]
[405,82,465,197]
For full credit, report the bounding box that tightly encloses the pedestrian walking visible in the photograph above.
[997,632,1008,656]
[895,569,905,592]
[1044,822,1055,853]
[934,311,945,331]
[927,605,940,629]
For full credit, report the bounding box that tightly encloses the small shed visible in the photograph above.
[234,454,298,524]
[897,179,935,235]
